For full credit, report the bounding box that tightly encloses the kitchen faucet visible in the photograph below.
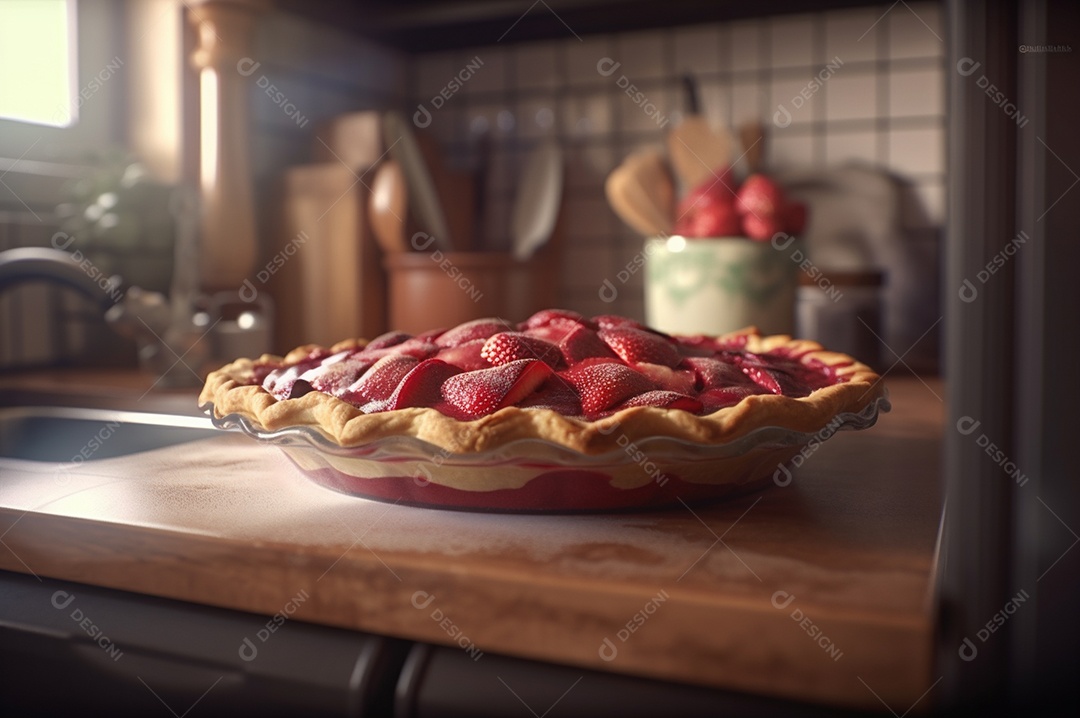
[0,188,216,386]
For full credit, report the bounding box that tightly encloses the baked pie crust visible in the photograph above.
[200,312,884,456]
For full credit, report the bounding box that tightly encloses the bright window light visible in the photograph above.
[0,0,77,127]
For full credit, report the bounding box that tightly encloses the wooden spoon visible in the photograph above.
[739,120,766,174]
[667,75,732,192]
[606,149,675,237]
[368,159,409,253]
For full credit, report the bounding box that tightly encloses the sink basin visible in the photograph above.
[0,407,219,462]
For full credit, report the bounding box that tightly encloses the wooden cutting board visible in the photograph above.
[274,163,386,351]
[0,378,942,711]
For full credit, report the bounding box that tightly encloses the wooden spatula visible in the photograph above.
[606,149,675,237]
[667,75,732,192]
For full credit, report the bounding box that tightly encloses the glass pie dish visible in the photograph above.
[201,392,890,513]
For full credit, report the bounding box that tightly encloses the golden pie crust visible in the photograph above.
[200,329,885,456]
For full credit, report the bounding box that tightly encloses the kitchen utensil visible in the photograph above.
[368,159,409,253]
[277,163,385,348]
[414,130,475,252]
[383,111,453,252]
[739,120,766,175]
[667,75,733,192]
[511,142,563,261]
[606,149,675,236]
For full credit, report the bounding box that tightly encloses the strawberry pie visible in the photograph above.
[200,309,884,456]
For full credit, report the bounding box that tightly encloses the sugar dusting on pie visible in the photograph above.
[200,309,884,455]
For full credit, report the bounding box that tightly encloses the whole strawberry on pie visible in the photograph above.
[201,309,884,456]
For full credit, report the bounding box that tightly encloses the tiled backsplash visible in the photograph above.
[2,4,945,370]
[406,3,946,367]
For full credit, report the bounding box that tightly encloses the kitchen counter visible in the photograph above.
[0,372,944,712]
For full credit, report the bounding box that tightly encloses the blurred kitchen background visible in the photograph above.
[0,0,943,374]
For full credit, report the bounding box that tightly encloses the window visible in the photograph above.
[0,0,77,127]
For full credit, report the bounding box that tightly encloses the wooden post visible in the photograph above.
[188,0,263,291]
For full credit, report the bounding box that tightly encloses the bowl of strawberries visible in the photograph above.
[645,170,808,336]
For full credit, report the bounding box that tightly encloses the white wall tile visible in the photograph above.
[564,144,617,191]
[729,19,762,72]
[616,30,667,80]
[770,15,815,69]
[674,24,723,75]
[731,80,762,126]
[462,46,506,95]
[698,79,732,129]
[515,42,561,89]
[771,77,817,126]
[565,35,614,87]
[888,126,945,176]
[825,71,878,121]
[824,7,881,64]
[414,51,462,99]
[249,74,313,130]
[616,85,673,133]
[825,130,880,165]
[888,3,945,60]
[561,92,612,139]
[517,95,559,138]
[769,129,817,170]
[889,67,944,117]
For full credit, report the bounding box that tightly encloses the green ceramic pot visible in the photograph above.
[645,236,801,336]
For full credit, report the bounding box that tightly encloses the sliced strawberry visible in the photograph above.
[684,356,757,391]
[593,314,647,331]
[441,359,553,419]
[514,377,583,415]
[739,364,783,394]
[387,359,461,410]
[364,331,413,351]
[522,309,594,330]
[415,327,447,343]
[263,365,305,401]
[615,390,703,413]
[559,362,656,416]
[394,338,440,360]
[556,324,617,365]
[634,362,696,394]
[435,317,511,347]
[480,332,562,367]
[436,339,489,371]
[341,354,420,410]
[300,350,373,395]
[734,353,819,396]
[699,386,763,412]
[599,327,682,368]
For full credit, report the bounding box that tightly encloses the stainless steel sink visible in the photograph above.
[0,406,219,462]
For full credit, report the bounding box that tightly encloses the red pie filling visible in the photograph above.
[254,310,847,420]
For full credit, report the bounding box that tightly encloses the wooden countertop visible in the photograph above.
[0,373,944,711]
